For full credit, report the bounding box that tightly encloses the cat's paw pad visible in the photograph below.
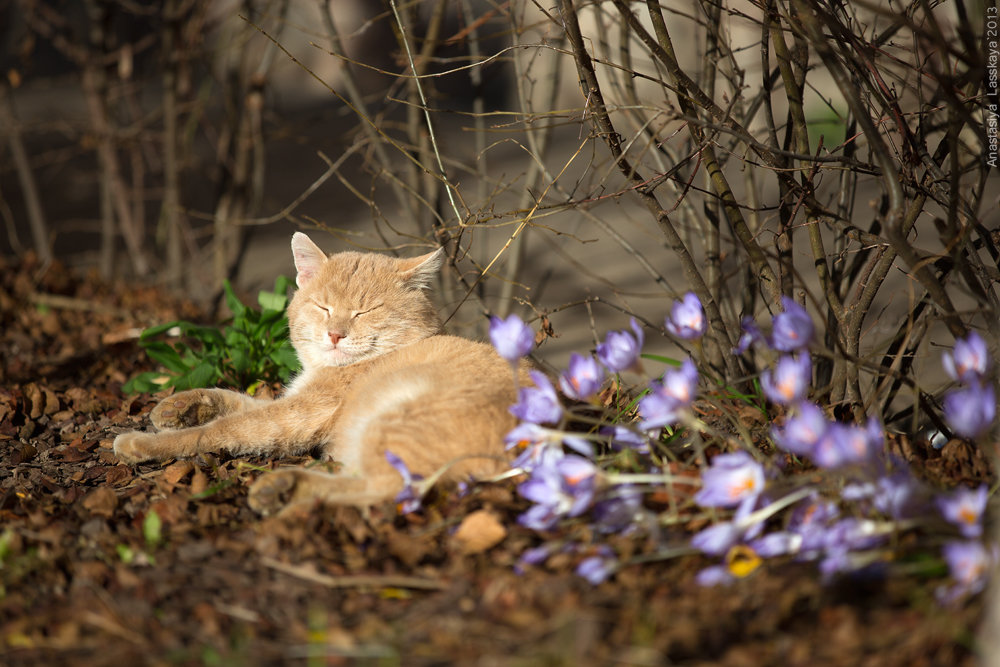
[151,390,221,430]
[247,469,300,515]
[113,431,157,464]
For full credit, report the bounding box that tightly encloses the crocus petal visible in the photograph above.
[771,297,814,351]
[943,332,991,383]
[489,314,535,361]
[943,383,996,439]
[937,485,989,538]
[559,353,605,400]
[665,292,707,340]
[694,451,765,508]
[596,319,645,372]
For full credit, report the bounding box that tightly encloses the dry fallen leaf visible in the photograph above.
[162,460,194,485]
[190,467,208,495]
[81,486,118,518]
[451,509,507,555]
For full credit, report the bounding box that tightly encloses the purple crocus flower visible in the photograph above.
[691,491,766,557]
[504,421,548,452]
[943,382,996,439]
[489,314,534,361]
[665,292,707,340]
[504,423,564,471]
[600,425,653,454]
[771,296,814,352]
[733,298,813,354]
[786,496,840,557]
[695,564,735,586]
[517,503,562,532]
[943,332,991,383]
[504,422,592,471]
[937,484,989,538]
[596,318,645,373]
[750,531,800,558]
[938,540,994,603]
[517,455,597,530]
[559,353,605,401]
[691,520,744,556]
[637,393,681,431]
[873,471,924,520]
[510,370,563,425]
[515,544,556,574]
[576,546,618,585]
[693,451,765,508]
[638,357,699,430]
[733,317,763,355]
[593,485,644,534]
[761,353,812,405]
[816,517,888,578]
[771,401,828,457]
[385,450,424,514]
[812,421,881,468]
[823,518,885,553]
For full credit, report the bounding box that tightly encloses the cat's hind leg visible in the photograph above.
[247,468,404,515]
[150,387,268,430]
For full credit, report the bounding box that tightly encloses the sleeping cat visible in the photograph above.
[113,232,531,513]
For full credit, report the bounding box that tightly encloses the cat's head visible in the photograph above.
[286,232,444,369]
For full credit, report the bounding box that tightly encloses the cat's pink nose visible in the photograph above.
[328,331,346,346]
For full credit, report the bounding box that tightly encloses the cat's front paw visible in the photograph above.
[113,431,158,464]
[247,469,301,515]
[151,389,223,430]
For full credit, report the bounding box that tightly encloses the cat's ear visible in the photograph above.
[291,232,327,288]
[398,247,444,290]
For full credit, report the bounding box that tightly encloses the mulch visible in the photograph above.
[0,254,987,665]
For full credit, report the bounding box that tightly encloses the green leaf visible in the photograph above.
[173,360,220,390]
[257,308,284,328]
[175,322,226,348]
[225,328,250,348]
[272,274,293,296]
[190,477,236,500]
[143,510,163,549]
[223,280,246,319]
[144,341,192,375]
[116,543,135,564]
[139,321,182,340]
[270,345,301,374]
[258,289,287,312]
[639,353,682,366]
[126,274,298,394]
[230,347,251,374]
[268,317,290,338]
[0,529,15,564]
[122,371,172,394]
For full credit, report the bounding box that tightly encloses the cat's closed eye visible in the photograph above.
[351,304,383,319]
[312,302,334,317]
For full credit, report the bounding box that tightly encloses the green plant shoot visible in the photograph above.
[123,276,301,393]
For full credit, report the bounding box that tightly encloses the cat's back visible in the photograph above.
[365,334,527,395]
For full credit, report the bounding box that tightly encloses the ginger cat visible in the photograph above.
[113,232,530,513]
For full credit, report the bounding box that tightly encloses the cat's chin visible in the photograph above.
[307,346,368,367]
[327,347,364,365]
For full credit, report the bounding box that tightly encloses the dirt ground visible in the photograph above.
[0,254,990,666]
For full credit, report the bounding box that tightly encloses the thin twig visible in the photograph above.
[261,556,447,591]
